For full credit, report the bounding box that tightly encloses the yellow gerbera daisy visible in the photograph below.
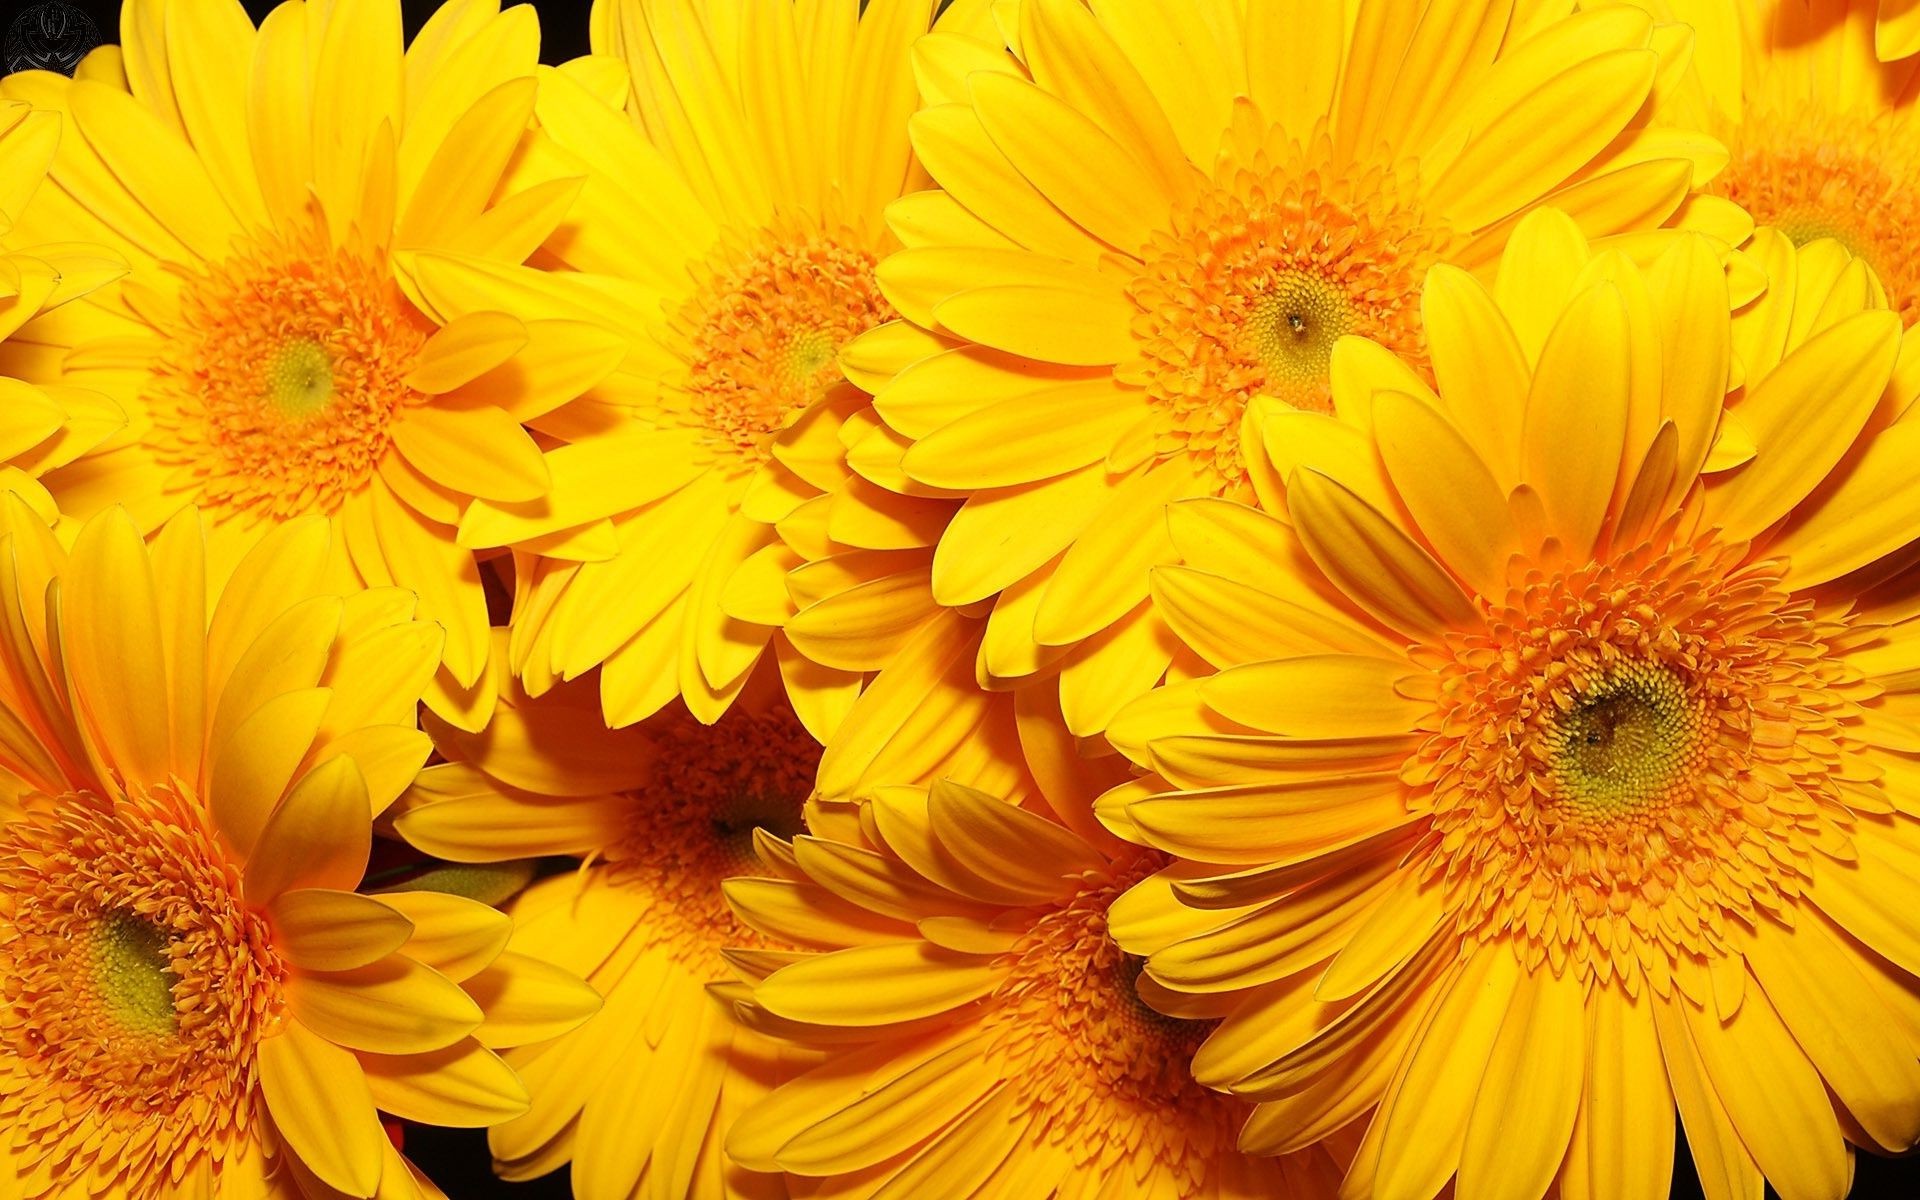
[0,98,126,513]
[407,0,993,731]
[1101,212,1920,1200]
[1653,0,1920,327]
[392,662,822,1198]
[0,0,627,729]
[725,766,1344,1199]
[843,0,1748,735]
[0,505,597,1200]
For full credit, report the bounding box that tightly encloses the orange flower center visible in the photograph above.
[0,786,283,1199]
[676,231,894,469]
[1126,127,1447,491]
[1711,105,1920,323]
[606,702,817,971]
[149,226,429,519]
[1417,541,1858,991]
[980,852,1240,1188]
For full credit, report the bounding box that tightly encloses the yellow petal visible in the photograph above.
[1289,471,1478,641]
[375,891,512,983]
[1521,281,1631,556]
[1706,310,1902,542]
[209,687,333,859]
[906,104,1101,266]
[900,376,1147,489]
[271,888,415,973]
[1085,0,1238,166]
[1129,777,1415,867]
[1458,969,1586,1200]
[1745,918,1920,1151]
[1677,980,1850,1200]
[1371,390,1516,595]
[1573,996,1674,1200]
[258,1018,387,1197]
[753,941,998,1027]
[244,756,372,902]
[1034,459,1200,645]
[404,311,528,395]
[969,70,1171,254]
[361,1038,528,1128]
[931,282,1135,367]
[70,79,242,261]
[61,508,170,787]
[391,404,549,504]
[464,952,602,1048]
[927,777,1102,903]
[1429,49,1657,231]
[1018,0,1194,197]
[1421,264,1529,484]
[288,954,483,1055]
[1245,0,1339,145]
[1367,949,1522,1200]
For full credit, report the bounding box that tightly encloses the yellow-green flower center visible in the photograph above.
[1244,272,1353,392]
[92,912,178,1039]
[1547,662,1704,823]
[265,337,335,421]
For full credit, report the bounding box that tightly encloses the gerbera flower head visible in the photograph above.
[1667,0,1920,325]
[411,0,996,731]
[725,760,1342,1198]
[1104,211,1920,1200]
[0,98,126,514]
[0,0,629,729]
[0,504,597,1200]
[843,0,1746,734]
[392,660,823,1197]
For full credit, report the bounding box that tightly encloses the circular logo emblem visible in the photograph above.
[4,3,101,77]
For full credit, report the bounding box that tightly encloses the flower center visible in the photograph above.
[1419,542,1858,989]
[264,337,336,421]
[676,232,894,468]
[1546,660,1707,825]
[0,786,282,1198]
[1710,106,1920,323]
[980,852,1239,1186]
[148,224,429,519]
[92,911,179,1039]
[607,702,818,970]
[1126,125,1447,491]
[1243,273,1354,390]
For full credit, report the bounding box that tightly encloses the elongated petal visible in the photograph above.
[244,757,372,902]
[270,888,415,973]
[1706,310,1901,542]
[754,942,998,1027]
[257,1019,386,1197]
[1289,471,1479,640]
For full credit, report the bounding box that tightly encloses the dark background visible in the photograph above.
[3,0,1918,1195]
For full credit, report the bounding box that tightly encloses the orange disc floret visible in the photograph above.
[1711,105,1920,323]
[1415,537,1861,989]
[976,851,1242,1190]
[150,223,429,521]
[0,785,283,1198]
[675,232,896,470]
[1129,129,1445,486]
[602,702,819,965]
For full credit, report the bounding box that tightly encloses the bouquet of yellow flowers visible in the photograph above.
[3,1,1919,1198]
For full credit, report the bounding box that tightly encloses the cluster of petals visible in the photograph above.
[10,1,1920,1200]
